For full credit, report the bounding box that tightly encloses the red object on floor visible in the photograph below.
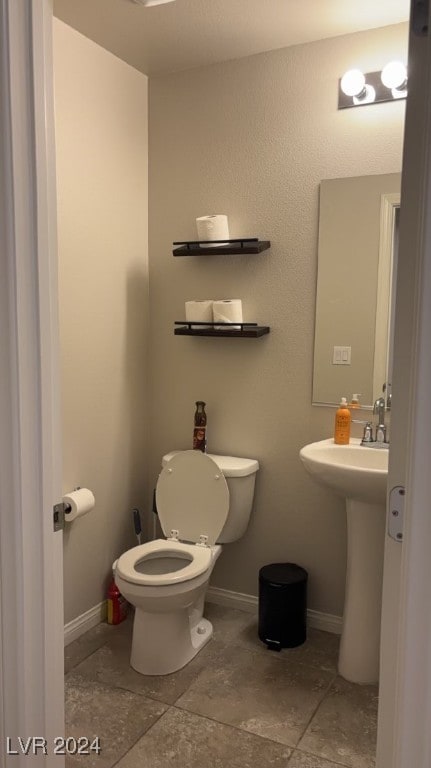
[107,578,128,625]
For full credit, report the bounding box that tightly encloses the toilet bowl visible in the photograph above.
[115,449,258,675]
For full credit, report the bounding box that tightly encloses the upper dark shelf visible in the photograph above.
[173,238,271,256]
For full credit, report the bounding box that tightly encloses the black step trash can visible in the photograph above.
[258,562,308,651]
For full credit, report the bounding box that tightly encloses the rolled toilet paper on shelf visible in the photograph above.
[63,488,95,522]
[185,300,213,326]
[213,299,243,330]
[196,215,230,247]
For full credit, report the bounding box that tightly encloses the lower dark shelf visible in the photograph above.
[174,321,270,338]
[173,238,270,256]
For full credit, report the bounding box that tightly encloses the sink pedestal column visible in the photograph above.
[338,499,386,684]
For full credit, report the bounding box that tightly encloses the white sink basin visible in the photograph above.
[299,437,388,504]
[300,437,389,684]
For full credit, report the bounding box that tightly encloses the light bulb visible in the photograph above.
[131,0,175,6]
[353,85,376,106]
[381,61,407,90]
[340,69,366,98]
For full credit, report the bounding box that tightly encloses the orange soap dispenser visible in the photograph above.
[334,397,351,445]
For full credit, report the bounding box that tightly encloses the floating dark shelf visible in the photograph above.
[173,238,270,256]
[174,321,270,338]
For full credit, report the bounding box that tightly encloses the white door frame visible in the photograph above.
[0,0,64,764]
[377,6,431,767]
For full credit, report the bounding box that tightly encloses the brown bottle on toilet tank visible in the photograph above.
[193,401,207,452]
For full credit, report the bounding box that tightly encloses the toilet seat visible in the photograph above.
[116,539,213,586]
[156,450,229,545]
[117,452,229,589]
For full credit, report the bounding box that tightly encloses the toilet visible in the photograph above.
[115,449,259,675]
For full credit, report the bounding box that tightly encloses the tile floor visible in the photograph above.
[65,604,378,768]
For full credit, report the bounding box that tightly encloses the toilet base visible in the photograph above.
[130,607,213,675]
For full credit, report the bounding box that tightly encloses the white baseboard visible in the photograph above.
[306,608,343,635]
[64,588,343,647]
[206,586,258,613]
[64,601,106,647]
[206,586,343,635]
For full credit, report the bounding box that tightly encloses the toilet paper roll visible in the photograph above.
[185,300,213,326]
[213,299,243,330]
[63,488,95,522]
[196,215,230,247]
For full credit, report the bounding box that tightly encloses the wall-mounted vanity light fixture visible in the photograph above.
[131,0,176,6]
[338,61,407,109]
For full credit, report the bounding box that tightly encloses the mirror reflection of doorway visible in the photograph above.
[373,196,400,403]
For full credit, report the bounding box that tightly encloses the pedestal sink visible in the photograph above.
[299,438,388,684]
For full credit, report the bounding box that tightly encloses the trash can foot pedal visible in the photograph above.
[265,639,281,651]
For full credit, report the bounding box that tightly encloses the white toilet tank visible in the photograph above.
[161,451,259,543]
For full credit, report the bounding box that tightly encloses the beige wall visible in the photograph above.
[54,19,149,623]
[148,24,407,616]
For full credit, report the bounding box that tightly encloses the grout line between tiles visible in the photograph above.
[65,641,112,675]
[287,746,355,768]
[66,670,179,709]
[211,634,339,676]
[109,705,171,768]
[169,704,295,754]
[293,672,338,747]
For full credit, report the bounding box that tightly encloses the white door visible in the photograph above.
[377,3,431,767]
[0,0,64,764]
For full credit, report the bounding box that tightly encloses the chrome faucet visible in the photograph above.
[373,396,387,446]
[359,395,390,448]
[383,381,392,411]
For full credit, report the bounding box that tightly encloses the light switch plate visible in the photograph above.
[332,345,351,365]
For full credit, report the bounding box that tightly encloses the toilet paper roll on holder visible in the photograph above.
[53,486,95,531]
[53,487,82,531]
[63,486,95,523]
[63,486,81,514]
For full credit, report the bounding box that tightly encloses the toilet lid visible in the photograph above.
[156,450,229,545]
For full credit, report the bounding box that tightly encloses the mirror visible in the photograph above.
[312,172,401,408]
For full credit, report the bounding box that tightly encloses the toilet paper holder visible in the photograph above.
[53,486,93,531]
[53,487,80,531]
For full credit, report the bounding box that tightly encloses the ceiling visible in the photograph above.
[53,0,410,76]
